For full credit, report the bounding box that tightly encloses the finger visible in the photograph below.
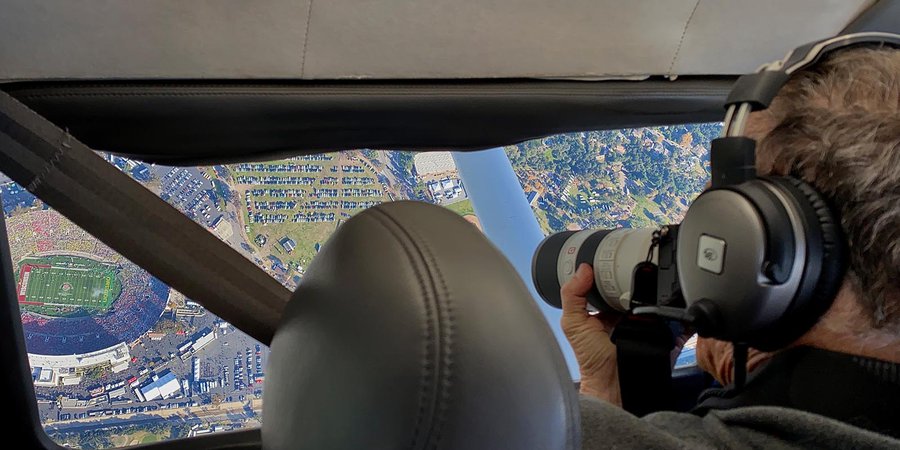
[561,264,594,315]
[562,263,594,297]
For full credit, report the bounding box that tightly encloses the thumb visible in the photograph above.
[561,263,594,315]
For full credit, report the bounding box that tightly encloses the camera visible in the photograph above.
[532,225,685,314]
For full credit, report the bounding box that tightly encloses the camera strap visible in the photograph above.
[611,315,675,416]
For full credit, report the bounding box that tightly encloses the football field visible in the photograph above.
[17,255,122,316]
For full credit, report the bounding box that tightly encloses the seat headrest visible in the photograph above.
[263,201,579,450]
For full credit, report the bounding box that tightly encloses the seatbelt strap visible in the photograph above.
[611,315,675,416]
[0,91,289,344]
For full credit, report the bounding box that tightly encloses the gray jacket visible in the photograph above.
[581,396,900,449]
[581,347,900,449]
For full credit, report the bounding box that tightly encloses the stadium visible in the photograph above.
[8,210,169,357]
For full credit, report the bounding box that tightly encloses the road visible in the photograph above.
[45,402,260,434]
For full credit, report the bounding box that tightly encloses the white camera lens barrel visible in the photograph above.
[532,228,659,311]
[593,228,658,311]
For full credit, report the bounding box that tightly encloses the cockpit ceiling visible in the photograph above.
[0,0,874,82]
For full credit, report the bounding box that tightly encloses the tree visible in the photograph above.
[81,364,111,381]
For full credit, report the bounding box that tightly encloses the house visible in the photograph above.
[525,190,540,207]
[279,236,296,253]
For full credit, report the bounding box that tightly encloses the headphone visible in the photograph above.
[676,32,900,351]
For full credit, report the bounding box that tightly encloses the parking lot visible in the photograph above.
[153,166,224,228]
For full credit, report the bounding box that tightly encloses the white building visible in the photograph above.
[140,371,181,401]
[29,342,130,387]
[413,152,457,177]
[426,177,465,202]
[192,330,217,353]
[108,386,127,399]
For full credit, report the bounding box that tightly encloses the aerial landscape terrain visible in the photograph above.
[506,123,717,233]
[3,123,716,449]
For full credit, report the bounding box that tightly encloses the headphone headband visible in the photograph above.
[711,32,900,188]
[722,32,900,137]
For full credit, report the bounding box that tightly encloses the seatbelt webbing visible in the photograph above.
[0,91,289,344]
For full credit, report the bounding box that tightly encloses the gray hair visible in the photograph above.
[752,47,900,328]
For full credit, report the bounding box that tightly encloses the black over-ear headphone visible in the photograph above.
[677,32,900,351]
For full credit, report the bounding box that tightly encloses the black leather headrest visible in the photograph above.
[263,201,579,450]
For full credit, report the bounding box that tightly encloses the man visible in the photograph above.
[563,46,900,448]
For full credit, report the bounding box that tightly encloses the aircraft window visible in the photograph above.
[5,131,716,447]
[2,150,476,448]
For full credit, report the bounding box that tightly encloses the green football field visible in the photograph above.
[17,255,122,317]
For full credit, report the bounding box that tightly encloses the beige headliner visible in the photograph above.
[0,0,873,81]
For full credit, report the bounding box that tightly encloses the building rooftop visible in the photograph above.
[140,371,181,401]
[279,236,297,253]
[413,152,456,177]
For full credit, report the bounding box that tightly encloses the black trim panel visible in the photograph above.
[3,78,731,165]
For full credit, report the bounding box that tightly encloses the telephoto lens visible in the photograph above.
[532,228,658,312]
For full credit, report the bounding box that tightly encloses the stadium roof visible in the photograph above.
[27,342,131,368]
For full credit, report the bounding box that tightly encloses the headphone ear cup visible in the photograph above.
[752,177,847,350]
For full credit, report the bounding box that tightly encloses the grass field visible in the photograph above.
[109,430,166,447]
[444,198,475,217]
[17,255,122,317]
[233,153,387,273]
